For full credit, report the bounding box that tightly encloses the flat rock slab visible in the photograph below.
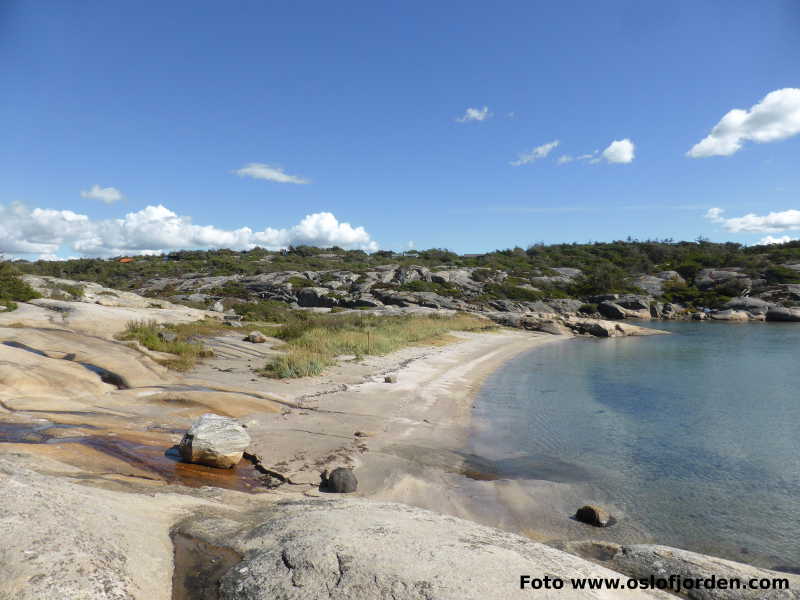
[205,498,670,599]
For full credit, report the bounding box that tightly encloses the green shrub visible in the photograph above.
[578,303,598,314]
[480,283,545,302]
[234,300,295,323]
[398,280,463,297]
[0,262,40,310]
[660,281,730,309]
[47,282,84,299]
[568,263,641,297]
[764,265,800,285]
[286,276,316,289]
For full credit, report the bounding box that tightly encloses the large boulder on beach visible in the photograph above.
[179,413,251,468]
[205,498,670,599]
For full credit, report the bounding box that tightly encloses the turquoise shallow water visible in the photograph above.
[471,321,800,569]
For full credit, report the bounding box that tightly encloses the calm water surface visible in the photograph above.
[471,321,800,568]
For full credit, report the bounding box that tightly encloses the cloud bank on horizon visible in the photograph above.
[705,207,800,245]
[0,203,378,259]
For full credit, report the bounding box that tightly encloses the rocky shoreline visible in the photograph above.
[1,280,798,598]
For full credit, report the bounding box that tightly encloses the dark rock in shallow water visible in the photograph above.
[320,467,358,493]
[575,505,613,527]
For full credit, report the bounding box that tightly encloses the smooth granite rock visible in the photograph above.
[608,545,800,599]
[213,498,670,599]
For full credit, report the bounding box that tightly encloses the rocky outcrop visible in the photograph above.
[566,318,667,338]
[598,301,650,320]
[126,265,800,327]
[724,297,773,313]
[179,413,251,468]
[766,306,800,322]
[0,456,196,600]
[709,309,750,321]
[0,296,213,338]
[531,267,582,286]
[695,269,752,291]
[197,498,670,599]
[607,544,800,599]
[634,271,685,295]
[487,312,667,337]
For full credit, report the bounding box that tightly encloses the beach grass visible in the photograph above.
[261,312,495,378]
[117,319,224,371]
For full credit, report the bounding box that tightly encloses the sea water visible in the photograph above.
[471,321,800,570]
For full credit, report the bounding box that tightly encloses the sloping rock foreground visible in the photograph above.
[5,275,215,338]
[3,454,796,600]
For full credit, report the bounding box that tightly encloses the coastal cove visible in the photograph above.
[469,320,800,572]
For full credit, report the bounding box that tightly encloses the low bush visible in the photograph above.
[0,262,40,310]
[234,300,296,323]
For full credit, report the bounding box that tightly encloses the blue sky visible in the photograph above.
[1,1,799,258]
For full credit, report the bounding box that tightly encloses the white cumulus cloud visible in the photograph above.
[234,163,309,184]
[81,184,124,204]
[688,88,800,158]
[0,203,378,257]
[705,207,800,233]
[759,235,796,245]
[510,140,560,166]
[601,138,635,164]
[456,106,491,123]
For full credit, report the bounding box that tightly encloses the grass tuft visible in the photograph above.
[261,312,494,379]
[117,319,224,371]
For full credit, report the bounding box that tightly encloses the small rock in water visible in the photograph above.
[384,375,397,384]
[575,505,613,527]
[245,331,267,343]
[179,413,251,469]
[320,467,358,493]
